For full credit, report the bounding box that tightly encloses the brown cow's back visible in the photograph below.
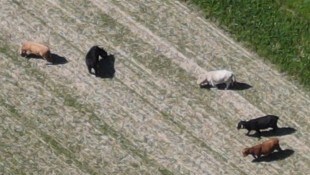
[260,138,279,155]
[242,138,281,158]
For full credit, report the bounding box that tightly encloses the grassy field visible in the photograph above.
[0,0,309,174]
[282,0,310,19]
[184,0,310,89]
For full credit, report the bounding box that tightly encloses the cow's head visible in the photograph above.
[20,50,27,57]
[197,74,209,86]
[237,121,245,130]
[242,148,250,157]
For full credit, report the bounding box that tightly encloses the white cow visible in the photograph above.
[197,70,236,90]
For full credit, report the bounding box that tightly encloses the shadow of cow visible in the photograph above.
[247,127,297,138]
[252,149,294,162]
[50,53,68,65]
[24,53,68,65]
[200,81,252,91]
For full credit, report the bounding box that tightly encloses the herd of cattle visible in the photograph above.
[20,41,292,161]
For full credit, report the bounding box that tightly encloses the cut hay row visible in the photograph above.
[98,0,310,155]
[108,0,310,151]
[1,1,245,174]
[0,0,309,174]
[111,0,310,127]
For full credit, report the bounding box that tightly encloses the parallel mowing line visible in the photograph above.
[0,2,223,174]
[0,101,88,175]
[2,2,176,174]
[90,0,268,117]
[88,0,289,173]
[108,0,310,155]
[116,0,310,118]
[29,0,230,161]
[90,0,310,173]
[174,1,310,128]
[0,45,100,175]
[114,0,310,125]
[41,1,251,174]
[4,0,306,174]
[175,1,310,102]
[0,3,280,175]
[0,46,167,174]
[5,1,240,175]
[0,35,169,174]
[156,0,310,148]
[58,0,280,174]
[13,0,296,174]
[115,0,307,169]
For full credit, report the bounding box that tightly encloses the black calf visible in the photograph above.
[237,115,279,137]
[85,46,108,75]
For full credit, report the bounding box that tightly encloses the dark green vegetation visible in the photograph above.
[282,0,310,19]
[185,0,310,89]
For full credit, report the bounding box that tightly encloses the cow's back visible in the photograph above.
[261,138,279,154]
[210,70,233,83]
[252,115,278,129]
[24,42,49,53]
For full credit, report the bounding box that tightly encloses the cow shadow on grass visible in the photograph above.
[200,81,252,91]
[23,53,68,65]
[50,53,68,65]
[95,54,116,79]
[247,127,297,138]
[252,149,294,163]
[218,81,252,90]
[23,53,42,60]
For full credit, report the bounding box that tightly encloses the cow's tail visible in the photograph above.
[231,74,236,85]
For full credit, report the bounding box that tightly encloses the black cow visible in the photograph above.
[85,46,108,76]
[237,115,279,137]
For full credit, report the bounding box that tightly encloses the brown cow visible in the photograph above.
[20,41,52,63]
[242,138,282,159]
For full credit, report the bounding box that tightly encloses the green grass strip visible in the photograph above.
[184,0,309,89]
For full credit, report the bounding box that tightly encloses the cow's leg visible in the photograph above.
[246,130,251,135]
[26,50,31,55]
[272,125,278,132]
[94,65,99,76]
[25,54,31,59]
[87,65,93,74]
[257,154,261,159]
[276,144,283,152]
[20,50,26,57]
[225,82,230,90]
[272,121,278,131]
[200,80,208,86]
[256,130,261,138]
[251,154,257,159]
[210,80,215,87]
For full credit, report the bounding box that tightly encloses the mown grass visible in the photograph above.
[183,0,310,89]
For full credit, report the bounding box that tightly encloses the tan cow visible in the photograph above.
[20,41,52,63]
